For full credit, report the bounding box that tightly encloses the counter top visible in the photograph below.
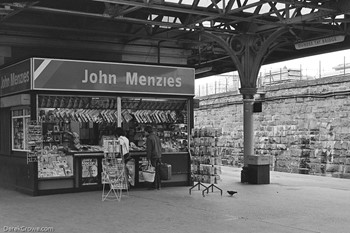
[68,151,188,157]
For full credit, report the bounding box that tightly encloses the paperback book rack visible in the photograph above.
[101,139,129,201]
[189,127,223,197]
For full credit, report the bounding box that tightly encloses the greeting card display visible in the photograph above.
[189,127,223,196]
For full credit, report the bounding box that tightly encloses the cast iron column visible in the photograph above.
[201,29,288,183]
[240,88,256,183]
[229,34,263,182]
[241,89,256,166]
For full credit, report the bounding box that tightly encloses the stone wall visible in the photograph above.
[194,75,350,178]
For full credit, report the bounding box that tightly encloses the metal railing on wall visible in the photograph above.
[195,55,350,97]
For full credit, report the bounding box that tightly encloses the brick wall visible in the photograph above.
[194,75,350,178]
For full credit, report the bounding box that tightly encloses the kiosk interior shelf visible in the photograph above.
[11,108,31,151]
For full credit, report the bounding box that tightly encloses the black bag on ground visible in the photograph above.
[160,163,172,180]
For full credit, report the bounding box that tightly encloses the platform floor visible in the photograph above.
[1,167,350,233]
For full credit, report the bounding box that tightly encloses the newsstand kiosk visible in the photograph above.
[0,58,194,195]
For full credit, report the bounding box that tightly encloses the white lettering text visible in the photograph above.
[125,72,182,88]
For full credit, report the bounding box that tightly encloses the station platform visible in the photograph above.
[1,166,349,233]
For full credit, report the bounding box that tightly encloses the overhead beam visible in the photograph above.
[337,0,350,14]
[0,34,190,58]
[280,10,336,24]
[9,0,340,34]
[0,22,209,46]
[0,1,39,22]
[23,5,186,29]
[263,0,337,12]
[92,0,281,26]
[4,2,283,35]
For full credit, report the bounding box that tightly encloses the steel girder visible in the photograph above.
[0,0,349,78]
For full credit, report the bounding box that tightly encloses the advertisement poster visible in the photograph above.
[81,158,99,185]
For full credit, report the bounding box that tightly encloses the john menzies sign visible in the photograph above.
[0,59,31,97]
[33,58,194,95]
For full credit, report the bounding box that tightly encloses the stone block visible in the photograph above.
[340,173,350,179]
[344,165,350,173]
[345,158,350,165]
[331,172,342,178]
[341,142,348,149]
[333,150,341,157]
[326,164,339,173]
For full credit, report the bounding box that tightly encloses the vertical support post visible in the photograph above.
[117,97,122,127]
[31,93,39,196]
[243,99,254,167]
[319,60,321,79]
[239,88,257,183]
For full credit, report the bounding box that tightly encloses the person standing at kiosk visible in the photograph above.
[115,127,130,162]
[145,125,162,190]
[115,127,135,187]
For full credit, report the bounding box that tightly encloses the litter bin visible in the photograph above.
[248,156,270,184]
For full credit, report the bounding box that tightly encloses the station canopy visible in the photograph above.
[0,0,350,78]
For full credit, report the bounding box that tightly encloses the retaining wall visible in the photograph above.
[194,75,350,178]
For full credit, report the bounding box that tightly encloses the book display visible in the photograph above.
[38,96,119,124]
[38,95,119,148]
[189,127,223,196]
[37,95,189,153]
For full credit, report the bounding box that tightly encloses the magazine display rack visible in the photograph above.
[27,121,43,164]
[102,139,129,201]
[189,127,223,197]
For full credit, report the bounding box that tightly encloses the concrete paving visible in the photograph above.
[1,166,350,233]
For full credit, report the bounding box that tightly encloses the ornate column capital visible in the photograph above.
[239,87,257,99]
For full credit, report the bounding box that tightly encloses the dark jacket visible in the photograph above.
[146,132,162,160]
